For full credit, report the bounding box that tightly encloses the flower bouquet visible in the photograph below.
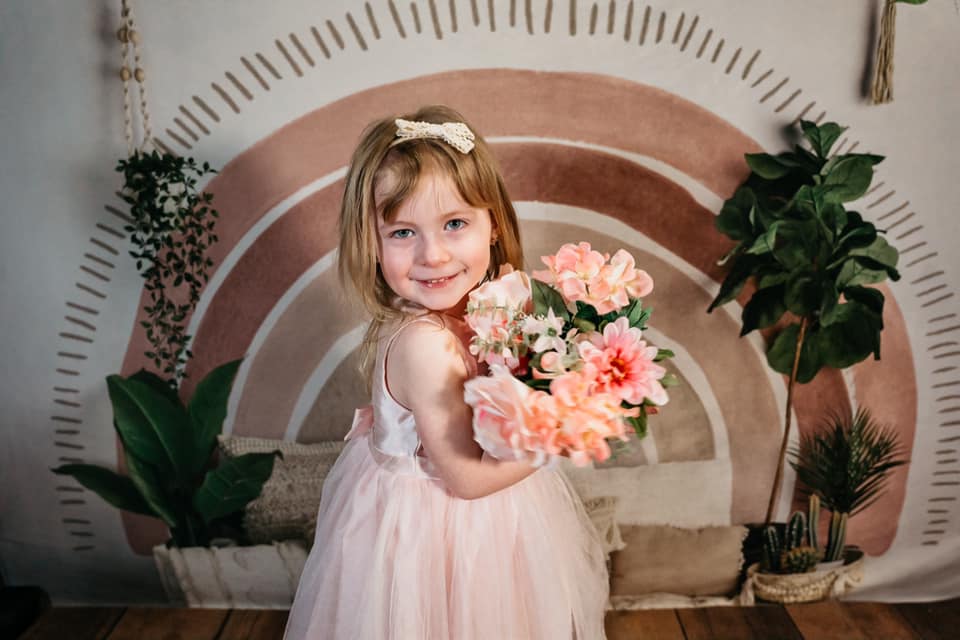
[463,242,675,467]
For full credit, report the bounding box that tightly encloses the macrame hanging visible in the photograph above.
[117,0,154,155]
[870,0,929,105]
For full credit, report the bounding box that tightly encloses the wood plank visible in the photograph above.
[605,609,685,640]
[895,599,960,640]
[106,607,228,640]
[20,607,125,640]
[677,605,802,640]
[217,609,290,640]
[786,600,868,640]
[842,602,920,640]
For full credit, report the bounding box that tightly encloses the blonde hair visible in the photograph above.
[338,105,523,387]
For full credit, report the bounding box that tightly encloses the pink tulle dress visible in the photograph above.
[283,314,609,639]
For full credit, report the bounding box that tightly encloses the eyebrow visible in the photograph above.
[383,209,476,227]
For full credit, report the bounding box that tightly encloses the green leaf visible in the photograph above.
[849,236,899,271]
[654,348,674,362]
[52,464,155,517]
[746,153,792,180]
[801,121,846,158]
[626,411,648,439]
[716,188,757,242]
[122,445,180,528]
[836,259,888,289]
[767,323,821,383]
[843,285,885,317]
[895,0,927,4]
[822,156,875,203]
[708,254,760,312]
[745,222,780,256]
[532,279,571,320]
[188,359,242,475]
[785,274,821,317]
[193,451,280,523]
[816,303,883,368]
[741,284,787,335]
[128,369,180,407]
[815,279,840,326]
[107,374,192,481]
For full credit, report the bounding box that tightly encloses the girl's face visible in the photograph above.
[376,169,495,317]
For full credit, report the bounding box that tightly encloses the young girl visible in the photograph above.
[284,105,609,639]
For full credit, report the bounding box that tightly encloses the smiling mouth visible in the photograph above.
[416,273,459,288]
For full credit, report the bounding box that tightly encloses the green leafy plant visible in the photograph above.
[52,150,277,548]
[53,362,279,547]
[707,120,901,523]
[789,407,908,561]
[116,150,219,389]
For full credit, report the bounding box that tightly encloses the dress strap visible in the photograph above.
[382,314,445,457]
[384,314,445,359]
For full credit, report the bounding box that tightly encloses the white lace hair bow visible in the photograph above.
[393,118,476,154]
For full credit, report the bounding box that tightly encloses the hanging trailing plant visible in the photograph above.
[707,120,900,525]
[116,150,219,388]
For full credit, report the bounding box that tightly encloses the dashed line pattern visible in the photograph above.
[76,0,955,554]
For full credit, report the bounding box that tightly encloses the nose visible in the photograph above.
[419,233,450,265]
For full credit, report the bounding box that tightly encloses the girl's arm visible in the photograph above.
[387,321,538,500]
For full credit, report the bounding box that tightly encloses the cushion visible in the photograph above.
[610,524,747,597]
[581,495,627,557]
[218,435,346,545]
[557,457,734,527]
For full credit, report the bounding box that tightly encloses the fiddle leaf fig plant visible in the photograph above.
[708,120,900,523]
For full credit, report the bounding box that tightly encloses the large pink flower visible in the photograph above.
[578,317,669,406]
[464,365,557,466]
[533,242,654,314]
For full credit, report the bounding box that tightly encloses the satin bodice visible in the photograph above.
[344,313,478,477]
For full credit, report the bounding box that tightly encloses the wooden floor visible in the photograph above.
[18,598,960,639]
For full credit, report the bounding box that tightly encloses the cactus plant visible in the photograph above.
[790,408,907,565]
[808,494,821,553]
[781,545,820,574]
[826,511,849,562]
[787,511,807,550]
[762,525,782,573]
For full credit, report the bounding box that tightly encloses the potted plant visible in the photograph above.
[51,150,299,607]
[790,407,908,563]
[740,407,907,603]
[740,497,865,604]
[707,120,901,525]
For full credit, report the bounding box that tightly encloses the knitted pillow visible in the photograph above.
[581,495,627,557]
[218,435,346,545]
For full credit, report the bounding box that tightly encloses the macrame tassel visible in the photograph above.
[871,0,897,105]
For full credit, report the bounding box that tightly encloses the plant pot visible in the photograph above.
[738,547,864,605]
[153,540,308,608]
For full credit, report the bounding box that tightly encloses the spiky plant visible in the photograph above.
[789,407,907,560]
[781,546,820,574]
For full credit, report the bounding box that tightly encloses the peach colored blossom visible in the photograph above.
[578,317,669,406]
[533,242,654,315]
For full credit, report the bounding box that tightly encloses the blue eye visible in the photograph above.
[445,219,467,231]
[390,229,414,239]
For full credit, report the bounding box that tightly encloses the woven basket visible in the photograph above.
[740,548,864,604]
